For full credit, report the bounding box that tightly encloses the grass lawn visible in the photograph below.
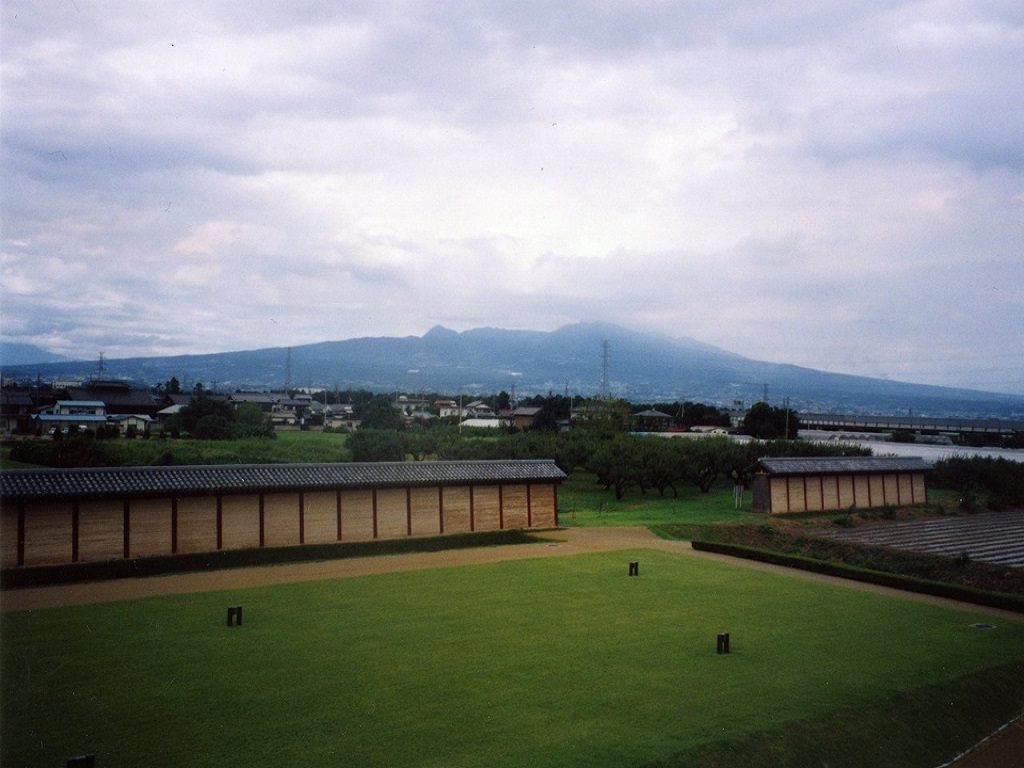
[3,551,1022,767]
[559,471,760,528]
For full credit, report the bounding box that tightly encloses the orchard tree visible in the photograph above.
[587,434,643,499]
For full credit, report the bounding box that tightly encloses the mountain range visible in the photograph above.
[3,323,1023,418]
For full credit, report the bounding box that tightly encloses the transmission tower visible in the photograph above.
[285,347,293,391]
[600,339,610,399]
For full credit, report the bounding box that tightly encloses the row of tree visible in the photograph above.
[931,456,1024,511]
[349,427,868,499]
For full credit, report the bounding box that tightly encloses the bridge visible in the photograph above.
[799,413,1024,436]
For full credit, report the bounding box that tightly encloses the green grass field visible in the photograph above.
[3,550,1022,767]
[558,471,760,528]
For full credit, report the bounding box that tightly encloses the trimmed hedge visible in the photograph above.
[691,540,1024,614]
[0,529,543,590]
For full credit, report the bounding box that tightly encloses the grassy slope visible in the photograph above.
[3,551,1022,768]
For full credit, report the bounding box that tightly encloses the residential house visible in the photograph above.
[511,406,544,430]
[34,400,109,435]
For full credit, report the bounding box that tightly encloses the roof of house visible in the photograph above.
[459,418,504,428]
[0,459,566,503]
[62,387,161,410]
[36,413,109,423]
[512,406,543,416]
[757,456,932,476]
[229,393,282,404]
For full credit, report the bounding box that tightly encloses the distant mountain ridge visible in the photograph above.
[3,322,1023,419]
[0,342,70,367]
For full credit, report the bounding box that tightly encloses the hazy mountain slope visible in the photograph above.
[0,343,70,367]
[3,323,1022,418]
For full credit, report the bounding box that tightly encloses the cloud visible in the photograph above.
[1,1,1022,394]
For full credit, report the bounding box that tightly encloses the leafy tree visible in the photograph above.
[355,395,405,430]
[637,437,684,497]
[680,401,732,429]
[193,413,234,440]
[587,435,644,499]
[179,392,233,437]
[679,438,733,493]
[739,402,800,440]
[233,403,275,439]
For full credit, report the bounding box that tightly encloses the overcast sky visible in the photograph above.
[2,1,1022,394]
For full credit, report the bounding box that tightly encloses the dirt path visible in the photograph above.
[1,527,1020,767]
[3,527,1021,619]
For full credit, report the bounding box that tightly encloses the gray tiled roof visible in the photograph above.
[0,460,566,502]
[758,456,932,476]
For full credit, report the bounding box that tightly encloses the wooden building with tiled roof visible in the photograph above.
[751,456,932,514]
[0,460,565,569]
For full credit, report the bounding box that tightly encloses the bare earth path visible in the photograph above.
[1,527,1020,766]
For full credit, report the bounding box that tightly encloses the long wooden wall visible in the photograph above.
[1,480,559,569]
[760,471,926,514]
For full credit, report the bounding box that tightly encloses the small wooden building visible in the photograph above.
[751,456,931,514]
[0,460,565,569]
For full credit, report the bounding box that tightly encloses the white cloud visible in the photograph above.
[1,0,1022,394]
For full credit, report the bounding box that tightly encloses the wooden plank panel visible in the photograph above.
[409,486,441,537]
[130,498,172,558]
[24,502,72,566]
[912,473,927,504]
[176,496,218,554]
[442,486,471,533]
[837,476,855,509]
[788,477,807,513]
[528,483,557,527]
[264,492,300,547]
[769,478,788,514]
[853,476,870,508]
[1,505,20,568]
[883,474,899,506]
[376,488,408,539]
[304,491,338,544]
[895,474,909,505]
[221,494,261,550]
[473,486,501,531]
[77,500,124,562]
[821,475,840,511]
[340,489,374,542]
[804,477,823,512]
[868,476,885,508]
[502,484,529,530]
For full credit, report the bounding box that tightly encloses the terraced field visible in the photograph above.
[815,510,1024,568]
